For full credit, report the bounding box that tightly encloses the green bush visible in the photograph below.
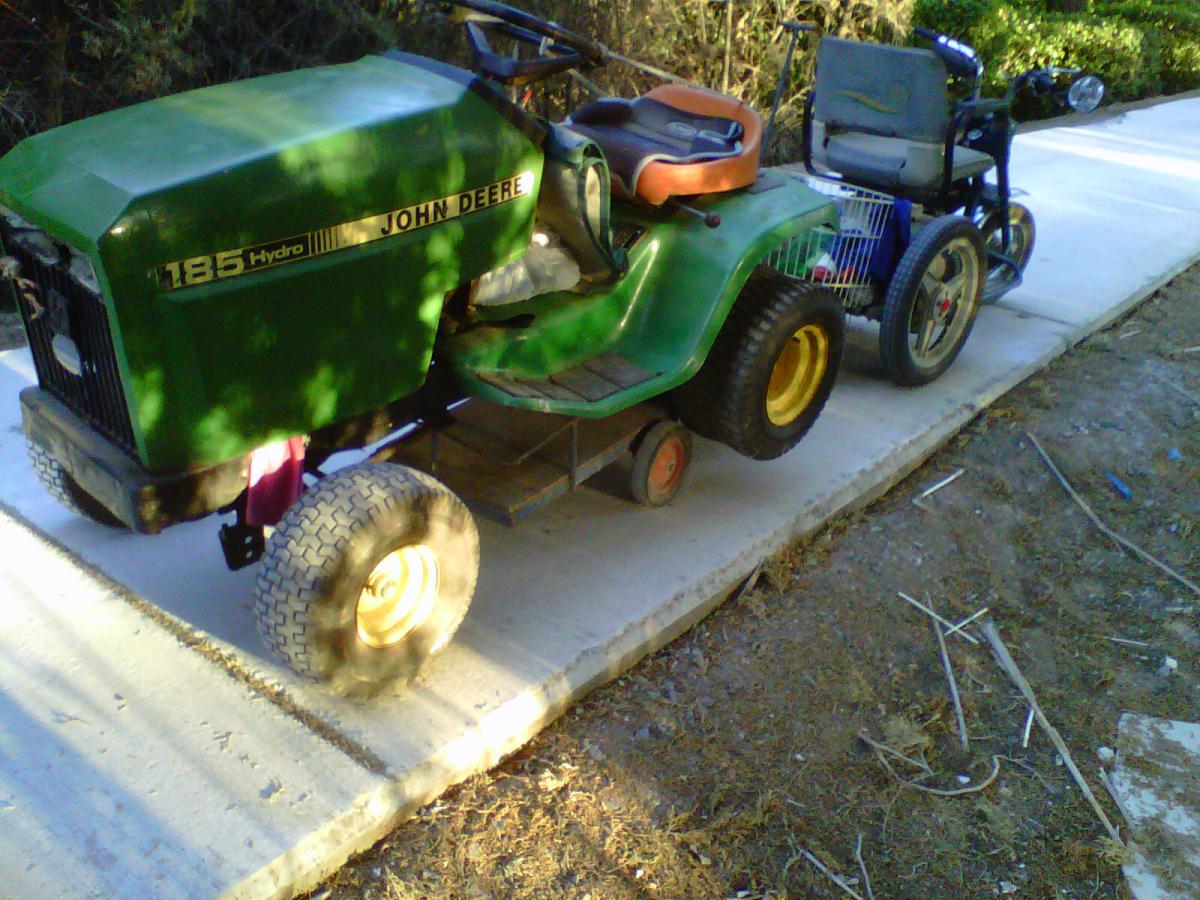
[974,5,1159,100]
[916,0,1200,101]
[1089,0,1200,93]
[912,0,1000,37]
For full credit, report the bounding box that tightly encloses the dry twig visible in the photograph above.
[1104,635,1149,648]
[896,592,980,645]
[944,606,990,641]
[871,746,1002,796]
[996,754,1055,792]
[934,621,969,753]
[982,619,1122,843]
[1099,768,1137,840]
[858,732,932,775]
[1157,374,1200,406]
[729,562,763,605]
[1021,707,1036,749]
[1026,432,1200,599]
[854,833,876,900]
[785,844,865,900]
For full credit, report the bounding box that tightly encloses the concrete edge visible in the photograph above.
[223,783,401,900]
[1060,250,1200,347]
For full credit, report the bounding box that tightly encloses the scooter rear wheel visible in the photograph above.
[880,215,985,386]
[978,202,1036,302]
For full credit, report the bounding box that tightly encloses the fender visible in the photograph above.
[447,171,838,417]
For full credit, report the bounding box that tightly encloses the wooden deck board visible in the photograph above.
[382,403,661,524]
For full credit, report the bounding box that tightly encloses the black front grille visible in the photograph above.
[4,236,137,455]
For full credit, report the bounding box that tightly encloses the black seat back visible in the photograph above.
[538,126,624,287]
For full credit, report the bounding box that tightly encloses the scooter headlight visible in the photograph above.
[1067,75,1105,113]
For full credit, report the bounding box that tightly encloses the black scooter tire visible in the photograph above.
[880,215,985,386]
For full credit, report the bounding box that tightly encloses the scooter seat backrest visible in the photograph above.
[814,38,950,144]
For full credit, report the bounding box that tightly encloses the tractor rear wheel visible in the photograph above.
[254,462,479,697]
[27,438,124,528]
[676,267,844,460]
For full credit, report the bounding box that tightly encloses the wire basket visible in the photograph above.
[764,173,896,309]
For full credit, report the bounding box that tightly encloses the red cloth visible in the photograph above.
[245,436,306,526]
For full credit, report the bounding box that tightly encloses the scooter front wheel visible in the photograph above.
[978,202,1036,303]
[880,215,985,386]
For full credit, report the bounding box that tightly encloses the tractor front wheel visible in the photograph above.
[677,268,844,460]
[254,462,479,697]
[27,438,124,528]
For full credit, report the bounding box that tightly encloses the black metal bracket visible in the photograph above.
[219,522,266,571]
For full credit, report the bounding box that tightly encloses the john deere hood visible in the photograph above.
[0,53,545,472]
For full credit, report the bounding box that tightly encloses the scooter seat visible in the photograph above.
[820,131,994,192]
[567,85,763,206]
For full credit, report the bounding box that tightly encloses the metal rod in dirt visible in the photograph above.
[1026,431,1200,598]
[604,49,704,88]
[919,467,964,499]
[981,619,1122,843]
[897,592,980,644]
[935,621,969,753]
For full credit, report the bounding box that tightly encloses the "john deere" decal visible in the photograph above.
[155,171,536,291]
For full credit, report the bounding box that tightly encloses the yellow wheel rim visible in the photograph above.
[766,323,829,426]
[356,544,439,649]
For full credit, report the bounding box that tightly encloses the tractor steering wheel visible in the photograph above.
[443,0,608,85]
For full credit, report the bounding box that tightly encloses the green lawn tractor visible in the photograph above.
[0,1,849,695]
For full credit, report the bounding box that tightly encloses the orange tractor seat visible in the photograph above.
[566,85,764,206]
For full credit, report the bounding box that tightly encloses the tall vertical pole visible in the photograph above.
[721,0,734,94]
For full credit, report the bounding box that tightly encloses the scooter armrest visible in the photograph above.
[954,98,1009,123]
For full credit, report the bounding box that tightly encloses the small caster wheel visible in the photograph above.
[631,420,692,507]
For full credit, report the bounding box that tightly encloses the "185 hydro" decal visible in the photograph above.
[155,170,536,292]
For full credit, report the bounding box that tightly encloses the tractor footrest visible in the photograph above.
[377,402,660,525]
[477,354,655,403]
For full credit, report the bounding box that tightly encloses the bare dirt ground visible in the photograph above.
[315,267,1200,899]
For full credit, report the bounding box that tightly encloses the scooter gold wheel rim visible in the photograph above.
[909,236,980,367]
[766,324,829,427]
[356,544,439,649]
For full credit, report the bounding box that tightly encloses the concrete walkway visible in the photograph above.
[1,97,1198,897]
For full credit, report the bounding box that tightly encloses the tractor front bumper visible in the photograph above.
[20,387,248,534]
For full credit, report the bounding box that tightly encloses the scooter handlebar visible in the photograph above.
[913,26,982,81]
